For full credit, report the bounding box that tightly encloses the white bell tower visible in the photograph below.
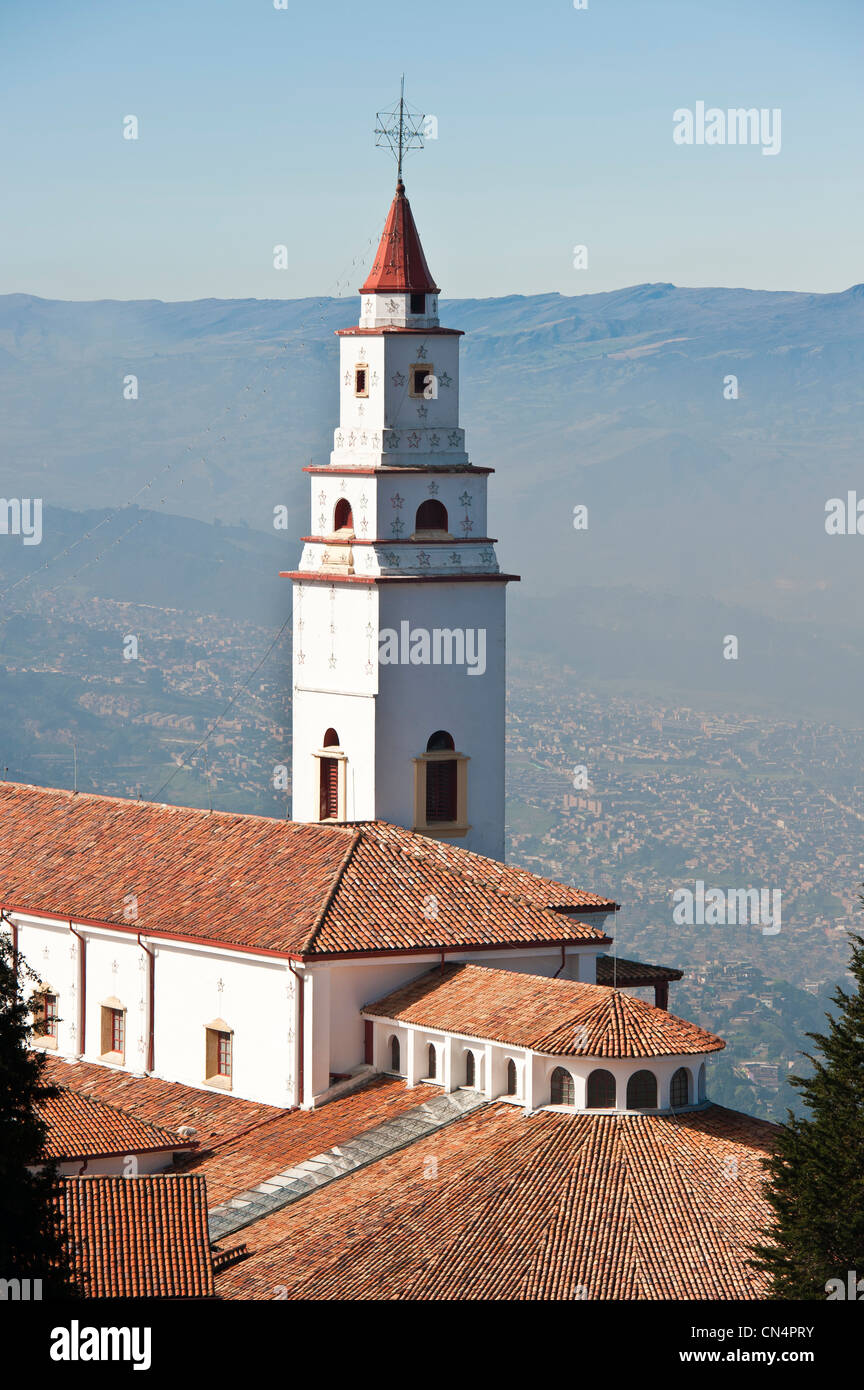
[286,160,517,861]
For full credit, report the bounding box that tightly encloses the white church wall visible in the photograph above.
[292,580,380,823]
[53,1152,176,1178]
[376,580,506,860]
[307,471,379,539]
[11,912,298,1108]
[149,939,296,1109]
[82,928,146,1070]
[338,337,387,443]
[14,914,81,1058]
[324,948,607,1079]
[375,471,488,545]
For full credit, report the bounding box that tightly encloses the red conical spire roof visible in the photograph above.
[360,181,440,295]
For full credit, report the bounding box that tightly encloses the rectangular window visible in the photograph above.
[205,1025,233,1089]
[426,758,457,822]
[354,366,368,397]
[410,293,425,314]
[319,756,339,820]
[101,1004,126,1059]
[412,367,428,396]
[44,993,58,1039]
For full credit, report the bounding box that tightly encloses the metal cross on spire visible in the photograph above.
[374,76,426,184]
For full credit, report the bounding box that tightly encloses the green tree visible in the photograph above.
[0,925,77,1297]
[752,930,864,1299]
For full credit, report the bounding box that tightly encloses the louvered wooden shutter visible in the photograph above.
[426,758,457,822]
[319,757,339,819]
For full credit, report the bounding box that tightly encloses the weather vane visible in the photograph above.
[374,76,426,184]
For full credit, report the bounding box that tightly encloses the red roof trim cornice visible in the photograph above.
[282,571,520,585]
[336,327,462,337]
[300,936,614,963]
[1,900,306,963]
[303,466,495,477]
[299,536,498,547]
[3,899,608,964]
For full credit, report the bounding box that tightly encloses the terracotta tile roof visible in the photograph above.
[305,821,614,955]
[182,1076,439,1207]
[362,963,725,1058]
[39,1085,197,1163]
[0,782,614,957]
[595,954,683,986]
[42,1056,281,1146]
[214,1102,777,1300]
[42,1059,437,1208]
[56,1175,215,1298]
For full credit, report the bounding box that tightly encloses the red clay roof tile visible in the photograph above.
[40,1085,197,1162]
[214,1102,777,1301]
[362,963,725,1058]
[1,783,614,957]
[55,1174,214,1298]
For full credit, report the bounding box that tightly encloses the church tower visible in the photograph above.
[286,175,516,861]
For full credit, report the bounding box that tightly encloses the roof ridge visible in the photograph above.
[0,779,358,839]
[387,838,596,915]
[299,827,364,954]
[49,1083,191,1143]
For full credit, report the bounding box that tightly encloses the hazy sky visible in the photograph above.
[1,0,861,301]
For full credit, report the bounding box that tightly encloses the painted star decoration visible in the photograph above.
[439,371,452,388]
[392,372,405,388]
[448,431,461,447]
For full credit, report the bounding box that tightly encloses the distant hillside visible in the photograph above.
[2,285,863,721]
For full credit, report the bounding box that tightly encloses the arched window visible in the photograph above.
[698,1062,706,1102]
[427,1043,437,1079]
[465,1051,476,1087]
[586,1069,616,1109]
[550,1066,575,1106]
[670,1067,690,1108]
[319,756,339,820]
[415,499,448,534]
[506,1059,518,1096]
[427,730,455,752]
[626,1070,658,1109]
[333,498,353,532]
[389,1035,401,1074]
[323,727,340,748]
[425,730,457,823]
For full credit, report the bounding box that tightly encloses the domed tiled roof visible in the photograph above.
[363,962,725,1058]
